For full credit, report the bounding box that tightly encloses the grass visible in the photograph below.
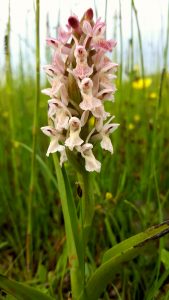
[0,1,169,299]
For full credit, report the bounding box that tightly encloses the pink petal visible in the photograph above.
[52,52,65,74]
[73,64,93,79]
[82,20,93,36]
[58,27,71,44]
[85,8,93,20]
[46,38,59,48]
[93,18,106,36]
[93,39,117,52]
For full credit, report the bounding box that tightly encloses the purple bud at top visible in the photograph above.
[68,16,80,29]
[85,8,93,20]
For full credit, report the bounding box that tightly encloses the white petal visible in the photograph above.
[81,143,101,173]
[46,137,64,156]
[60,148,68,166]
[81,110,89,127]
[100,135,113,154]
[41,126,56,137]
[65,132,83,150]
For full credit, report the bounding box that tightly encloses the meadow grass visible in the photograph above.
[0,1,169,299]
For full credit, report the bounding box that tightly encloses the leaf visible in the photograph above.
[79,221,169,300]
[161,248,169,270]
[0,274,54,300]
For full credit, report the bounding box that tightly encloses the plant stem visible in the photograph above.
[163,0,169,71]
[132,0,145,85]
[53,154,84,299]
[26,0,40,276]
[79,171,95,245]
[118,0,123,88]
[5,0,24,258]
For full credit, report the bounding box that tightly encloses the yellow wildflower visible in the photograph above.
[149,92,157,100]
[2,111,9,118]
[133,114,140,122]
[128,123,135,130]
[105,192,113,200]
[132,77,152,89]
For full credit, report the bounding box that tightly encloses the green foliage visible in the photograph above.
[0,275,53,300]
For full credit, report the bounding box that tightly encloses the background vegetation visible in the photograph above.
[0,0,169,299]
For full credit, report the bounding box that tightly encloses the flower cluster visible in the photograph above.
[41,8,119,172]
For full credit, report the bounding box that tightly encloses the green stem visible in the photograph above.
[79,172,95,245]
[53,154,84,299]
[5,0,24,260]
[163,1,169,70]
[26,0,40,276]
[132,0,145,85]
[118,0,123,88]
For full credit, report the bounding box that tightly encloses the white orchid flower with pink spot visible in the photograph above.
[80,143,101,173]
[65,117,84,150]
[41,126,65,156]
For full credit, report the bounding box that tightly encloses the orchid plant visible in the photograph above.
[1,7,169,300]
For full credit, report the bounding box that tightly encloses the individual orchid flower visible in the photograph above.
[79,78,101,111]
[48,99,71,131]
[70,45,93,79]
[46,37,71,56]
[92,117,119,153]
[41,126,65,156]
[65,117,83,150]
[92,39,117,52]
[82,17,106,38]
[58,27,71,44]
[80,143,101,173]
[42,79,69,106]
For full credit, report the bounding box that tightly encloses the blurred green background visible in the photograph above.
[0,0,169,299]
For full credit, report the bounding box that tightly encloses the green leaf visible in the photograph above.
[0,274,54,300]
[161,248,169,270]
[79,221,169,300]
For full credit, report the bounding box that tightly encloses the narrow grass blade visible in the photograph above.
[26,0,40,275]
[0,275,54,300]
[16,141,58,188]
[79,221,169,300]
